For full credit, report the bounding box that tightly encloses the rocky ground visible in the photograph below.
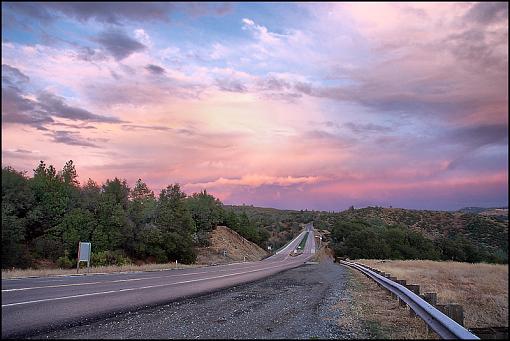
[30,260,371,339]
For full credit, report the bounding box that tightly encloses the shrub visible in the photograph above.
[91,250,131,266]
[56,255,74,269]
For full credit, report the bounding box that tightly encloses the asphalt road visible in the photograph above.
[2,223,316,338]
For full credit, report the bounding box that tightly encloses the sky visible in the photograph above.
[1,2,508,211]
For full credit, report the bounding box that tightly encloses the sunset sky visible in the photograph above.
[2,2,508,211]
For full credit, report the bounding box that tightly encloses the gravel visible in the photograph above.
[31,261,361,339]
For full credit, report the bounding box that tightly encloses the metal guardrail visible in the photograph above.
[340,260,480,340]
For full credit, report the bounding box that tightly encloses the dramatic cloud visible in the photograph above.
[122,124,172,131]
[36,92,123,123]
[215,78,247,93]
[464,2,508,24]
[442,124,509,149]
[145,64,166,75]
[48,130,101,148]
[2,64,29,86]
[2,64,123,129]
[2,2,507,210]
[3,2,231,25]
[188,174,321,189]
[93,30,146,60]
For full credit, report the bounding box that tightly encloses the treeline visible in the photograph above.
[2,161,269,269]
[331,220,507,263]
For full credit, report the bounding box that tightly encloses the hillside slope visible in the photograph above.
[196,226,268,265]
[337,207,507,251]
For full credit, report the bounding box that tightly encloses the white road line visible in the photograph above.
[2,259,305,307]
[2,258,291,292]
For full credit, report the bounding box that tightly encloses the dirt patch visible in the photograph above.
[195,226,268,265]
[357,259,508,329]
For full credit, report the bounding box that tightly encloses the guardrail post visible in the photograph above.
[437,304,464,326]
[409,308,417,318]
[395,279,406,286]
[398,297,407,307]
[422,292,437,306]
[405,284,420,295]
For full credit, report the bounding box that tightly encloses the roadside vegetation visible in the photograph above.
[1,262,199,279]
[322,207,508,264]
[357,259,508,328]
[338,266,434,339]
[2,160,270,270]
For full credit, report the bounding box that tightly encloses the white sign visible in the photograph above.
[77,242,91,273]
[78,242,91,262]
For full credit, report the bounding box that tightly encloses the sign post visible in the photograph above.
[77,242,91,274]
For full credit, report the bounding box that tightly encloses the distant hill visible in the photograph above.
[458,207,508,222]
[226,204,508,263]
[322,206,507,255]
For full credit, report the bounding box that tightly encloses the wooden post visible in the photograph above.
[436,304,464,326]
[389,276,397,282]
[398,297,407,307]
[409,308,417,318]
[423,292,437,306]
[396,279,406,286]
[405,284,420,295]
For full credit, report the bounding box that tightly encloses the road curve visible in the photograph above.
[1,223,316,338]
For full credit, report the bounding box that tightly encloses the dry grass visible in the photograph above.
[341,265,437,339]
[357,259,509,328]
[195,226,268,265]
[1,262,200,279]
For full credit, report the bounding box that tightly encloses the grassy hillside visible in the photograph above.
[320,207,507,258]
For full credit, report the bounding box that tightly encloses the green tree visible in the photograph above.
[28,161,70,240]
[46,208,96,258]
[80,178,101,213]
[186,189,224,232]
[102,177,130,210]
[2,167,34,268]
[128,179,156,257]
[155,184,196,263]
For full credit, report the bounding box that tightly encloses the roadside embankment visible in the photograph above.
[356,259,508,329]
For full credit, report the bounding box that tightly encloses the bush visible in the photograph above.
[91,250,131,266]
[56,255,74,269]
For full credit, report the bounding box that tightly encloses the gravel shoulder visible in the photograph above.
[29,260,361,339]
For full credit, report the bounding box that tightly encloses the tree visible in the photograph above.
[60,160,79,187]
[155,184,196,263]
[27,161,70,240]
[2,167,34,268]
[129,179,156,226]
[186,190,225,246]
[156,184,195,235]
[80,178,101,213]
[46,208,96,258]
[102,177,130,210]
[128,179,156,257]
[224,210,240,231]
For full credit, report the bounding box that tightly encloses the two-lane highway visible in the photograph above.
[2,223,317,338]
